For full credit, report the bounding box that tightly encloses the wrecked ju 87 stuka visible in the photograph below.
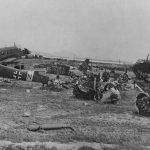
[73,73,103,101]
[134,82,150,116]
[136,93,150,116]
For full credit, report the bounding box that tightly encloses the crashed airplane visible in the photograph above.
[133,54,150,82]
[0,45,52,86]
[0,45,30,62]
[0,64,49,85]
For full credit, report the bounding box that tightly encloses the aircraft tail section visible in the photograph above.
[0,64,49,85]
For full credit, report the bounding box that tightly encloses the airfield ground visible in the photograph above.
[0,59,150,150]
[0,79,150,150]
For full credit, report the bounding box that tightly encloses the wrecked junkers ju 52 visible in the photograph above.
[133,55,150,82]
[0,45,30,61]
[135,82,150,116]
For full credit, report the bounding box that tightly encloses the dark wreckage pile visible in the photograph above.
[135,81,150,116]
[72,70,150,117]
[1,55,150,117]
[72,70,128,104]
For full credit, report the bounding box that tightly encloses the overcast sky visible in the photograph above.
[0,0,150,62]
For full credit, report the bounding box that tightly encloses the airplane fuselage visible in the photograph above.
[0,64,49,85]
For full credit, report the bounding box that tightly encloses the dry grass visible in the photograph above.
[0,78,149,149]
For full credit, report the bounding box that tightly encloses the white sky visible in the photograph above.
[0,0,150,62]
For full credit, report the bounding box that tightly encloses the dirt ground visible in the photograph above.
[0,78,150,150]
[0,59,149,149]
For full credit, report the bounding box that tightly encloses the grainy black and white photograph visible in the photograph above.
[0,0,150,149]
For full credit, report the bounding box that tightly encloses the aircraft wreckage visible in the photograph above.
[0,62,72,91]
[0,56,126,104]
[134,82,150,116]
[72,70,129,104]
[73,57,150,116]
[0,64,49,85]
[0,48,148,116]
[72,60,130,103]
[133,54,150,82]
[132,55,150,116]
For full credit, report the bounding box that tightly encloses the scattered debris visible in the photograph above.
[0,51,149,148]
[27,124,74,132]
[101,82,121,104]
[102,70,110,82]
[73,73,102,101]
[118,72,129,84]
[47,64,70,76]
[78,59,90,74]
[23,110,31,117]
